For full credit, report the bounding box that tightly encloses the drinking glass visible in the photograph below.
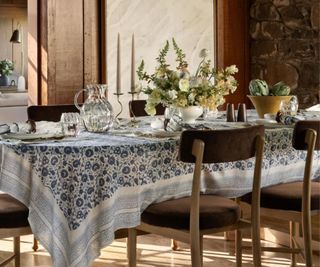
[288,95,299,115]
[60,112,80,136]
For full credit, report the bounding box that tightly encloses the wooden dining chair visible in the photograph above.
[128,125,265,267]
[27,104,79,122]
[242,120,320,266]
[129,100,165,117]
[0,193,32,266]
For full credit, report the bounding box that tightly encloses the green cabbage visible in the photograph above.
[249,79,269,96]
[270,81,291,96]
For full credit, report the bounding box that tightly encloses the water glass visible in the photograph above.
[280,96,299,115]
[60,112,80,136]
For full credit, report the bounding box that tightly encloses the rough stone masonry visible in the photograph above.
[250,0,320,108]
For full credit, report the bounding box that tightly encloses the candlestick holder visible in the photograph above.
[113,93,124,128]
[128,91,140,127]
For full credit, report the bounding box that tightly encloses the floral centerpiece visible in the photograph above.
[137,39,238,116]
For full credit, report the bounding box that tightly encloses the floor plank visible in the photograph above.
[0,233,318,266]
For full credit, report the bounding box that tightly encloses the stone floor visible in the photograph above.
[0,233,317,266]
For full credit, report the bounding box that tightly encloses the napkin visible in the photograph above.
[35,121,62,135]
[306,104,320,111]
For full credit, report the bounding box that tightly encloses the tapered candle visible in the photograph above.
[131,34,135,93]
[116,33,121,94]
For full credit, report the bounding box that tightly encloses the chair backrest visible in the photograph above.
[179,125,265,163]
[179,126,264,243]
[292,120,320,151]
[129,100,165,117]
[27,104,79,122]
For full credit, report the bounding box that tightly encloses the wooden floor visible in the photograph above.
[1,233,318,266]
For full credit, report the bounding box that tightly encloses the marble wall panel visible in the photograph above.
[107,0,214,117]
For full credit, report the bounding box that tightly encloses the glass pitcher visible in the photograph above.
[74,84,114,132]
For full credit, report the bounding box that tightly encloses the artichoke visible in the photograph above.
[249,79,269,96]
[270,81,291,96]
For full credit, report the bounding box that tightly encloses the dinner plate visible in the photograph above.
[135,130,181,138]
[0,133,65,141]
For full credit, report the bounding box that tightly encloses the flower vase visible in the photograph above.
[178,106,203,123]
[0,75,9,86]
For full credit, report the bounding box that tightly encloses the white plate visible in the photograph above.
[0,133,65,141]
[135,130,181,138]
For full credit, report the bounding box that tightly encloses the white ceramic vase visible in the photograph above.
[178,106,203,123]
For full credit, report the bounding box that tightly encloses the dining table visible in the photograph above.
[0,113,319,267]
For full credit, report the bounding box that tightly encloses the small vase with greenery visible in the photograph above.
[0,59,14,86]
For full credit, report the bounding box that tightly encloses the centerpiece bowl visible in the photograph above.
[248,95,292,118]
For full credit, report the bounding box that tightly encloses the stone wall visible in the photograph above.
[250,0,320,108]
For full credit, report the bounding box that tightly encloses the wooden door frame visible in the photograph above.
[216,0,250,107]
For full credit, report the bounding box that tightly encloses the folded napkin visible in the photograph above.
[5,121,62,135]
[306,104,320,111]
[34,121,62,135]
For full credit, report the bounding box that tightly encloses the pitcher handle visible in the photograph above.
[74,89,86,111]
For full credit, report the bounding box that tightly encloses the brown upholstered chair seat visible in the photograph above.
[243,181,320,211]
[141,195,240,230]
[0,194,29,228]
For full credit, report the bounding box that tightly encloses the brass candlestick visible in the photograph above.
[128,91,140,127]
[113,93,124,128]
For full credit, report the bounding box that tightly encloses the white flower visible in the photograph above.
[145,103,156,116]
[225,65,238,74]
[179,79,190,92]
[199,49,208,58]
[188,92,196,103]
[168,90,178,100]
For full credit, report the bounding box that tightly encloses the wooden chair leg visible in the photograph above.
[171,239,179,250]
[302,215,313,267]
[236,229,242,267]
[32,237,38,252]
[13,236,20,267]
[290,221,297,266]
[200,235,203,267]
[251,218,261,267]
[190,235,202,267]
[127,228,137,267]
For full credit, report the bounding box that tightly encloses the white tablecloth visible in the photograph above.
[0,122,319,267]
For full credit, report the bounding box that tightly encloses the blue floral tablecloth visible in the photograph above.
[0,125,319,267]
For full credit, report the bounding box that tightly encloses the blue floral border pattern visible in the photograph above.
[7,128,320,230]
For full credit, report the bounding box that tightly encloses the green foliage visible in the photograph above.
[0,59,14,76]
[172,38,187,69]
[156,40,169,68]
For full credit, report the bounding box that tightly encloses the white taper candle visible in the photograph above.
[131,33,135,93]
[116,33,121,94]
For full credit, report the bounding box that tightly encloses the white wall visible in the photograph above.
[107,0,214,117]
